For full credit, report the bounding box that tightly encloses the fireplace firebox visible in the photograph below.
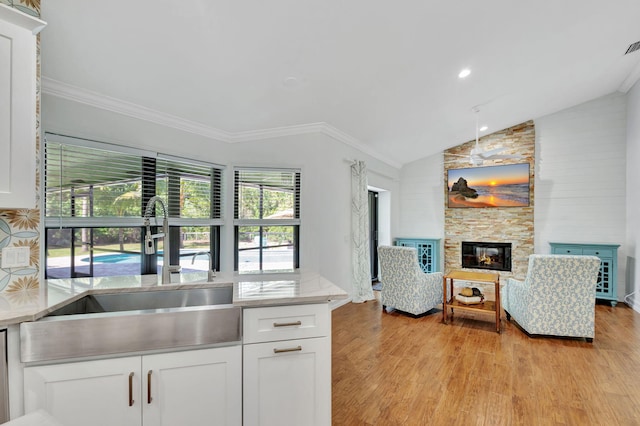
[461,241,512,272]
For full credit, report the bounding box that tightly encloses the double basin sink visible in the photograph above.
[20,286,241,363]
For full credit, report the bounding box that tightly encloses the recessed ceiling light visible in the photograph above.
[458,69,471,79]
[479,125,488,132]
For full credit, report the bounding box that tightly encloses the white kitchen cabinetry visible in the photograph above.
[0,5,45,208]
[23,346,241,426]
[243,304,331,426]
[143,348,241,426]
[24,356,140,426]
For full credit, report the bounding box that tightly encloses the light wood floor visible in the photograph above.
[331,292,640,425]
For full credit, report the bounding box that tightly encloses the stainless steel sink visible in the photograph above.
[20,286,241,363]
[46,286,233,316]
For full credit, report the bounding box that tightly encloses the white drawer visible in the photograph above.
[243,304,329,344]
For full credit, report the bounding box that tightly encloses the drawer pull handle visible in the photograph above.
[273,321,302,328]
[274,346,302,354]
[595,252,599,255]
[128,372,134,407]
[147,370,153,404]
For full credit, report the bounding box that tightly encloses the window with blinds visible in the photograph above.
[234,168,300,272]
[43,134,224,279]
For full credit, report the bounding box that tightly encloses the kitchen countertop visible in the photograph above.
[0,270,349,327]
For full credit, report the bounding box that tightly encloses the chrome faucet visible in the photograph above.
[191,251,216,281]
[143,196,181,284]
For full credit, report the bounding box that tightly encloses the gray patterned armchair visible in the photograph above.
[377,245,443,316]
[502,254,601,342]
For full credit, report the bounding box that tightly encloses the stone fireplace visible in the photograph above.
[461,241,512,272]
[443,121,535,279]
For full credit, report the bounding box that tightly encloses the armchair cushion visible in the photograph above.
[502,254,601,340]
[377,245,443,316]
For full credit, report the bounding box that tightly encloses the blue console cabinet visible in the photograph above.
[549,242,620,307]
[394,238,441,273]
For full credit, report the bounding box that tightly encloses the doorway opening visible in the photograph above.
[369,190,379,282]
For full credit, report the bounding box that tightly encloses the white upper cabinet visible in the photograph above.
[0,5,45,208]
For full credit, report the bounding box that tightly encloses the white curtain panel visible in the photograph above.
[350,160,374,303]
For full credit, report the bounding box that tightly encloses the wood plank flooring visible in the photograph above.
[331,293,640,425]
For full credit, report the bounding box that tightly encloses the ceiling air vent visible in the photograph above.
[625,41,640,55]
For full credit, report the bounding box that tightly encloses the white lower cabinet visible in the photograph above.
[23,304,332,425]
[142,348,241,426]
[23,346,242,426]
[242,304,331,426]
[24,356,140,426]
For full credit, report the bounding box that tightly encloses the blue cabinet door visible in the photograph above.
[549,242,619,306]
[394,238,440,273]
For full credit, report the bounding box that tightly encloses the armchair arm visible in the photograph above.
[416,271,444,301]
[503,277,530,322]
[506,277,528,297]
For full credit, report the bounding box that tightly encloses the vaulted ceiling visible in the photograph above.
[40,0,640,167]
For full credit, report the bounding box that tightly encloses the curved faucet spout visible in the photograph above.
[143,196,179,284]
[144,196,168,219]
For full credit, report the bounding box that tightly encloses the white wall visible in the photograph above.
[534,93,627,250]
[626,81,640,311]
[397,153,446,268]
[535,93,628,301]
[398,153,445,238]
[42,95,401,298]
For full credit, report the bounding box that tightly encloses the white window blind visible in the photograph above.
[234,168,301,223]
[44,134,224,227]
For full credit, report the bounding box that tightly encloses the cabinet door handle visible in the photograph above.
[147,370,153,404]
[274,345,302,354]
[128,372,135,407]
[273,321,302,328]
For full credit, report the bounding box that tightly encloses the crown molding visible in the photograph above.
[229,122,402,168]
[228,122,327,142]
[42,77,233,141]
[42,77,401,169]
[318,124,403,169]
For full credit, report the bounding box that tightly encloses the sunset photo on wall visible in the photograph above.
[447,163,530,208]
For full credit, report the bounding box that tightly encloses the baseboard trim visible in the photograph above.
[330,298,352,311]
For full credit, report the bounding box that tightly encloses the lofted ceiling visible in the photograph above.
[39,0,640,168]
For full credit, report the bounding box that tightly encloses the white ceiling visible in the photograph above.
[39,0,640,167]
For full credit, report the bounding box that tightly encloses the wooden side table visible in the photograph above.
[442,270,501,333]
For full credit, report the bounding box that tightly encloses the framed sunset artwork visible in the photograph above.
[447,163,530,208]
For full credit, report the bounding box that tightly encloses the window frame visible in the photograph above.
[43,133,224,278]
[233,167,301,272]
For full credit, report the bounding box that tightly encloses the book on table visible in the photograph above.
[455,294,484,304]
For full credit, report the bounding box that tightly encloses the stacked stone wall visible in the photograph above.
[444,121,535,280]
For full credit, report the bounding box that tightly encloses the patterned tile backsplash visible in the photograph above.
[0,0,41,298]
[0,211,40,294]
